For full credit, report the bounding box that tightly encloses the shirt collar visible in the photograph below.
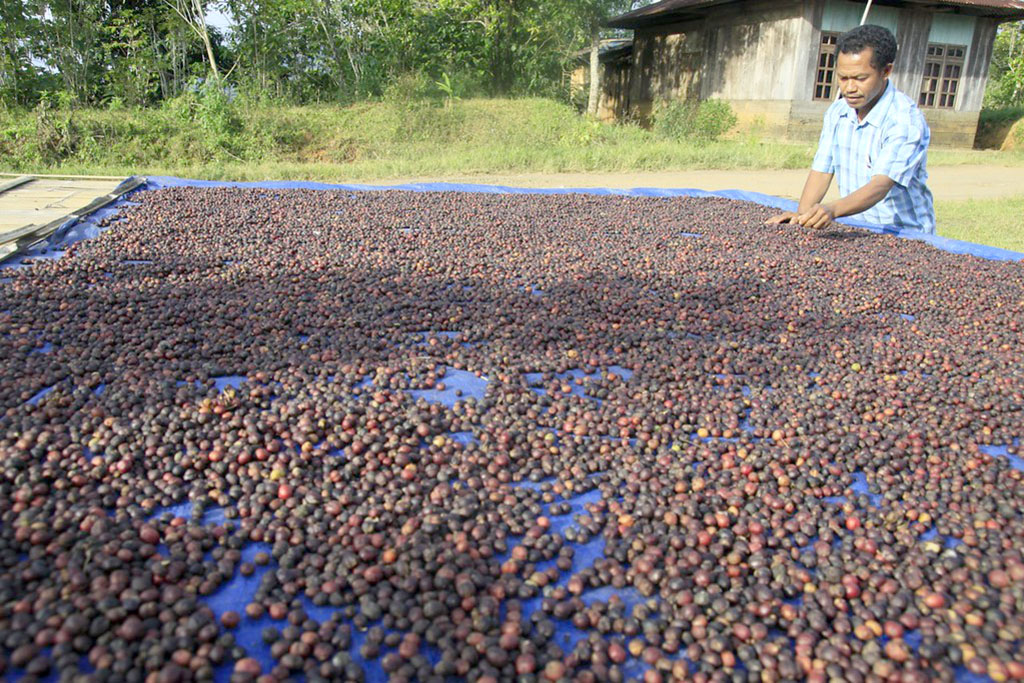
[837,80,894,128]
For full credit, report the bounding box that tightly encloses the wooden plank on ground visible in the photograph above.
[0,176,34,195]
[0,178,123,237]
[0,177,145,264]
[0,173,126,181]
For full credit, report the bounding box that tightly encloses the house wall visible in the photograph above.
[600,61,633,122]
[961,17,997,113]
[929,13,976,47]
[629,21,706,120]
[570,59,634,122]
[700,0,809,101]
[626,0,817,122]
[620,0,999,146]
[811,2,991,120]
[891,8,933,98]
[822,0,899,34]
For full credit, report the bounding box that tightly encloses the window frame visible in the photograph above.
[919,43,966,110]
[813,31,841,102]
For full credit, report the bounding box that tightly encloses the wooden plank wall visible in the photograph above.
[891,9,933,102]
[629,0,808,113]
[961,18,997,113]
[789,99,831,141]
[570,59,634,122]
[799,0,828,102]
[600,61,633,122]
[630,24,705,120]
[923,109,981,147]
[700,0,807,100]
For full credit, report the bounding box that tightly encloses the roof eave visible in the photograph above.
[900,0,1024,18]
[606,1,730,29]
[607,0,1024,27]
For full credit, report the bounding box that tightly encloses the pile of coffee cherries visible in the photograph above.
[0,187,1021,683]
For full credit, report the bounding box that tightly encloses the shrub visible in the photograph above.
[162,80,248,160]
[653,98,737,141]
[382,73,436,102]
[34,94,82,164]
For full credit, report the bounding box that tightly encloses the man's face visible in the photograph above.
[836,47,892,112]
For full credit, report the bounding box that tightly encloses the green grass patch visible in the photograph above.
[930,147,1024,165]
[3,97,1022,180]
[936,196,1024,253]
[0,98,818,179]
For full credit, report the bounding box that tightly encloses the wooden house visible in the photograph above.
[604,0,1024,146]
[571,40,635,122]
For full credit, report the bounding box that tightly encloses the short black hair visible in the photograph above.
[837,24,898,71]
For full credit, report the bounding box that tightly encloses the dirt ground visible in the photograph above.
[378,165,1024,202]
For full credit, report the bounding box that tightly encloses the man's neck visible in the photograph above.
[856,81,889,122]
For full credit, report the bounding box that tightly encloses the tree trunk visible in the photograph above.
[192,0,219,81]
[587,24,600,116]
[164,0,219,81]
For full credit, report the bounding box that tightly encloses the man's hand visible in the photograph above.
[765,211,797,225]
[795,203,836,229]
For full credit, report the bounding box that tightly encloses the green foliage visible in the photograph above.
[381,73,436,103]
[33,92,91,164]
[0,0,48,107]
[4,97,1022,179]
[36,0,107,104]
[163,81,251,159]
[653,99,738,142]
[980,106,1024,129]
[435,73,459,106]
[4,0,642,109]
[985,22,1024,108]
[101,10,162,107]
[0,97,820,177]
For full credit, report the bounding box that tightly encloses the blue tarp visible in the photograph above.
[2,175,1017,683]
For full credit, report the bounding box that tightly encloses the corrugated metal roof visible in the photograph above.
[606,0,1024,28]
[606,0,725,28]
[913,0,1024,11]
[573,39,634,64]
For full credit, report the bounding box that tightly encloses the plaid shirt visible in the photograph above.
[811,82,935,233]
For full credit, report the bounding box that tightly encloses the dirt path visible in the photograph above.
[376,165,1024,202]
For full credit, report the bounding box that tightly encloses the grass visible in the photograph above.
[936,196,1024,253]
[0,98,814,179]
[5,96,1023,182]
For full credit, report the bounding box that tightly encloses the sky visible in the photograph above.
[206,7,234,33]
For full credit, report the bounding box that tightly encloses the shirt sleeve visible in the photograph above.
[811,107,837,175]
[872,113,929,187]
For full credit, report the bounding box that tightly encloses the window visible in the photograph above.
[919,44,965,109]
[814,32,840,101]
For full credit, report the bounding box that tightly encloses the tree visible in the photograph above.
[163,0,221,80]
[581,1,640,115]
[0,0,45,106]
[987,21,1024,107]
[36,0,105,103]
[103,9,163,105]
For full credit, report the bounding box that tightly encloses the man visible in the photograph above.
[767,24,935,233]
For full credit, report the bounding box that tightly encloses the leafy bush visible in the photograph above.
[161,80,250,160]
[653,99,737,141]
[984,23,1023,108]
